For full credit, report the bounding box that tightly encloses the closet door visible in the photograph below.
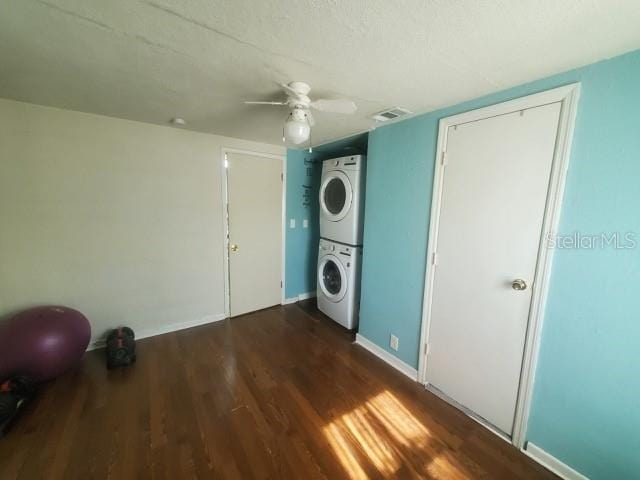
[226,152,282,316]
[425,103,562,435]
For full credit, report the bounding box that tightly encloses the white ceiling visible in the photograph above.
[1,0,639,146]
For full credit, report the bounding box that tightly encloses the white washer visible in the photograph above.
[319,155,366,246]
[316,238,362,330]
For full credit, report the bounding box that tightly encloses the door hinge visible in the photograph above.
[440,151,447,166]
[432,252,438,266]
[424,343,430,355]
[280,281,283,288]
[281,173,283,181]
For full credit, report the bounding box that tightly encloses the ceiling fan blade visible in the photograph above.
[310,98,357,114]
[280,83,303,99]
[244,101,287,106]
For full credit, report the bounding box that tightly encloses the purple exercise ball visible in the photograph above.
[0,306,91,382]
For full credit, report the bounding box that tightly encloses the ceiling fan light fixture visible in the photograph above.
[245,81,355,146]
[283,109,310,145]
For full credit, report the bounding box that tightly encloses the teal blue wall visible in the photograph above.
[285,134,367,298]
[284,147,320,299]
[358,49,640,478]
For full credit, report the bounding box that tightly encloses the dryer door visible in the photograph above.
[320,171,353,222]
[318,254,347,302]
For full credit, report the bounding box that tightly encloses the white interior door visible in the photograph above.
[425,103,562,435]
[226,152,282,317]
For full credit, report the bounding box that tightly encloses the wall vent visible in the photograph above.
[371,107,412,122]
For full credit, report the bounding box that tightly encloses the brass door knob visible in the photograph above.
[512,279,527,291]
[230,244,239,252]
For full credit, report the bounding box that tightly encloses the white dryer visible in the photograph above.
[319,155,366,246]
[316,238,362,330]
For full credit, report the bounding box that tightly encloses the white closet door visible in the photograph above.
[425,103,562,434]
[227,152,282,317]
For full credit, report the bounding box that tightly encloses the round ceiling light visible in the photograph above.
[283,109,310,145]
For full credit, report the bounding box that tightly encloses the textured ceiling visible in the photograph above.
[1,0,640,146]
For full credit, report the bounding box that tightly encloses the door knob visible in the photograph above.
[230,244,239,252]
[512,279,527,291]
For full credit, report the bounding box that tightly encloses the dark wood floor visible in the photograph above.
[0,301,556,479]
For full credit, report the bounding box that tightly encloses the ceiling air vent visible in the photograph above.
[371,107,412,122]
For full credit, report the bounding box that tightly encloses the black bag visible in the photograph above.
[0,376,35,436]
[106,327,136,369]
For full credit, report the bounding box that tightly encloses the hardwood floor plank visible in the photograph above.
[0,302,557,479]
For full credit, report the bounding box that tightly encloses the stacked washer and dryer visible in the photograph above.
[317,155,365,330]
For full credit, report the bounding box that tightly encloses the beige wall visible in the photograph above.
[0,98,284,344]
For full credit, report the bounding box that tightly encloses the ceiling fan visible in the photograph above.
[244,81,357,147]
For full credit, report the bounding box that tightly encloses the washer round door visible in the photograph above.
[320,171,353,222]
[318,254,347,302]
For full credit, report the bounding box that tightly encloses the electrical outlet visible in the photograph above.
[390,334,399,351]
[289,218,296,229]
[303,219,309,229]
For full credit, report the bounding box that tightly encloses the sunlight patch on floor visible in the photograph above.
[322,390,458,479]
[324,423,369,480]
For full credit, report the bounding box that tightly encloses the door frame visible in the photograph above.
[220,147,287,318]
[417,83,581,449]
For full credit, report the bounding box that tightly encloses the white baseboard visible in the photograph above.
[298,291,316,301]
[282,291,316,305]
[354,333,418,381]
[88,313,227,350]
[524,442,589,480]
